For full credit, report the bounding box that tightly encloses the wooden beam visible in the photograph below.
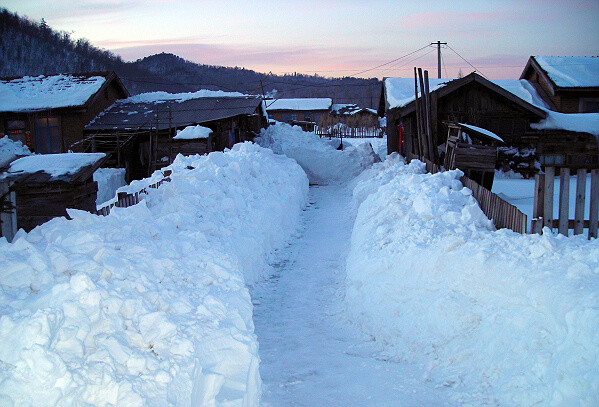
[590,169,599,239]
[532,173,545,234]
[543,166,555,230]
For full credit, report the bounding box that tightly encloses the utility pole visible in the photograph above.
[431,41,447,78]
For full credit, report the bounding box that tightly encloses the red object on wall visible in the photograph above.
[397,123,405,155]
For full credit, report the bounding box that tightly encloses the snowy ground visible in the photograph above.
[252,185,452,406]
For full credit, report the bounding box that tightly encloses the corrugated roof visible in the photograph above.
[86,96,263,131]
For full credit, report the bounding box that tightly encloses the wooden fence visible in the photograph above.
[412,154,528,234]
[531,167,599,239]
[95,170,172,216]
[315,125,384,138]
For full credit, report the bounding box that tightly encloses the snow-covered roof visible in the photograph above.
[458,123,504,143]
[331,104,377,116]
[0,136,32,168]
[266,98,332,111]
[0,74,108,113]
[384,78,452,109]
[173,125,212,140]
[125,89,250,104]
[0,153,106,182]
[532,56,599,88]
[531,111,599,137]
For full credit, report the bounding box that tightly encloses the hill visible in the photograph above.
[0,9,381,108]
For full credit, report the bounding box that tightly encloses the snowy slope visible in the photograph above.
[345,155,599,406]
[0,143,308,406]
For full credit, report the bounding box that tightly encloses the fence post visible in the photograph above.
[543,166,555,231]
[590,169,599,239]
[0,181,17,242]
[532,173,545,234]
[574,169,587,235]
[558,167,570,236]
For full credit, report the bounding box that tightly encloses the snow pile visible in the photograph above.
[0,74,106,113]
[0,143,308,406]
[256,122,378,185]
[0,136,31,168]
[531,111,599,138]
[94,168,127,206]
[345,155,599,406]
[534,56,599,88]
[174,125,212,140]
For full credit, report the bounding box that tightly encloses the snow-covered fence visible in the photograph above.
[531,166,599,238]
[95,170,172,216]
[415,154,528,234]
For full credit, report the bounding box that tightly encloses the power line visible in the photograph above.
[348,44,432,77]
[446,44,487,79]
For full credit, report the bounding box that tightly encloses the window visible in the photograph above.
[34,117,61,154]
[5,119,27,145]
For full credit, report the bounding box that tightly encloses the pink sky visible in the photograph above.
[5,0,599,79]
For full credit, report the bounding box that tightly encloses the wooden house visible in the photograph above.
[0,153,107,233]
[83,92,267,181]
[379,72,547,158]
[0,72,129,154]
[520,56,599,113]
[265,98,332,131]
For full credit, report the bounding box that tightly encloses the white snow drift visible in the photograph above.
[0,143,308,406]
[346,155,599,406]
[256,122,379,185]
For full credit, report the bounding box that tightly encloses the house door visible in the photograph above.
[34,117,61,154]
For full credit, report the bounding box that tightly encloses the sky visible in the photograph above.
[3,0,599,79]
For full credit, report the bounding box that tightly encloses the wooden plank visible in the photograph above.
[590,169,599,239]
[574,169,587,235]
[558,167,570,236]
[543,166,555,230]
[532,173,545,234]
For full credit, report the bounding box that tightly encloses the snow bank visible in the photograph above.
[346,155,599,406]
[0,143,308,406]
[0,136,31,168]
[256,123,378,185]
[94,168,127,206]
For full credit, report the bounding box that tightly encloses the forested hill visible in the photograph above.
[0,9,381,108]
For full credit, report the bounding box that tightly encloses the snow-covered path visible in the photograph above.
[252,184,452,406]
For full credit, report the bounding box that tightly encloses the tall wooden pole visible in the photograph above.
[414,67,423,159]
[423,70,436,163]
[431,41,447,79]
[417,68,429,161]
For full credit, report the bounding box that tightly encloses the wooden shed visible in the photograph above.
[83,92,268,181]
[0,153,107,233]
[265,98,332,129]
[0,72,129,154]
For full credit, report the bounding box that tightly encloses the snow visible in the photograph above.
[1,153,106,180]
[0,74,106,113]
[491,78,551,109]
[458,123,504,143]
[384,77,451,109]
[94,168,127,206]
[0,136,31,168]
[531,111,599,137]
[346,155,599,406]
[125,89,249,104]
[173,125,213,140]
[534,56,599,88]
[256,122,379,185]
[265,98,332,111]
[0,143,308,406]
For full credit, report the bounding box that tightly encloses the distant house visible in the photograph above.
[379,72,598,171]
[265,98,332,130]
[0,72,129,154]
[84,91,268,180]
[0,152,107,234]
[317,103,383,137]
[520,56,599,113]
